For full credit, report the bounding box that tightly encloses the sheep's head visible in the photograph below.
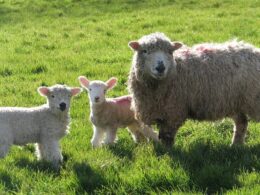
[78,76,117,105]
[38,85,81,114]
[129,32,182,80]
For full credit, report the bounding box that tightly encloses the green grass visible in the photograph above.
[0,0,259,194]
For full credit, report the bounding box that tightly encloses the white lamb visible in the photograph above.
[0,84,81,168]
[78,76,159,147]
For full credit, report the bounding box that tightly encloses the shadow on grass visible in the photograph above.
[0,172,21,193]
[73,162,106,194]
[106,138,136,161]
[14,157,67,176]
[154,142,260,194]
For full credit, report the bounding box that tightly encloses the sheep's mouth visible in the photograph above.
[151,72,166,80]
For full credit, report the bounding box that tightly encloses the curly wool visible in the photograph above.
[128,33,260,134]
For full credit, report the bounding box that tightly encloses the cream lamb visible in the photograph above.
[128,32,260,147]
[0,84,81,168]
[78,76,159,147]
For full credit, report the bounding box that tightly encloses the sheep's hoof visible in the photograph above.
[159,133,173,147]
[230,141,245,147]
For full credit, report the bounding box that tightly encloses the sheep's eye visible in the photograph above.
[89,88,92,91]
[51,95,55,98]
[142,50,147,54]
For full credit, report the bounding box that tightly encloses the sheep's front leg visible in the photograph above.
[36,140,62,168]
[157,119,178,147]
[91,126,105,148]
[231,113,248,145]
[104,128,117,145]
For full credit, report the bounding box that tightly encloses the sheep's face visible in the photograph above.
[129,32,183,80]
[140,49,173,80]
[38,85,81,114]
[78,76,117,106]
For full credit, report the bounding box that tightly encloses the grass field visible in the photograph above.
[0,0,259,194]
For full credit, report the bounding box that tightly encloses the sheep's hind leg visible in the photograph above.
[157,120,179,147]
[231,113,248,145]
[128,123,147,143]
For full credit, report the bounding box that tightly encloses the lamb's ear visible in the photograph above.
[38,86,49,96]
[78,76,90,89]
[106,77,117,90]
[71,87,82,96]
[128,41,140,51]
[171,42,183,51]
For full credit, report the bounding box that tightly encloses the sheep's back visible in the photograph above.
[174,41,260,120]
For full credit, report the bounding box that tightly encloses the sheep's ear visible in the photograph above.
[171,42,183,51]
[128,41,140,51]
[71,87,82,96]
[106,77,117,90]
[78,76,90,89]
[38,86,49,96]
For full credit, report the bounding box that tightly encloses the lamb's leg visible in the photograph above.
[0,130,12,158]
[104,128,117,145]
[157,119,178,147]
[36,140,62,168]
[127,123,147,143]
[0,144,10,158]
[91,126,105,148]
[231,113,248,145]
[139,124,159,142]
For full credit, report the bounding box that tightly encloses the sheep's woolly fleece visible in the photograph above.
[128,32,260,145]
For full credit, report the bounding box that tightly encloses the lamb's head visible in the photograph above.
[78,76,117,105]
[38,84,82,114]
[129,32,183,80]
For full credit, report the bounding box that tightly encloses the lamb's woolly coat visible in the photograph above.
[90,96,136,129]
[128,33,260,145]
[0,106,69,146]
[79,76,159,147]
[0,84,80,167]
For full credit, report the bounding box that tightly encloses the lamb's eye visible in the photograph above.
[89,88,92,91]
[104,90,106,94]
[51,95,55,98]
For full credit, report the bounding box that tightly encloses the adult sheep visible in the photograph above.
[128,32,260,147]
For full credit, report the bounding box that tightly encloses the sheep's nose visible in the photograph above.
[156,61,165,73]
[59,102,66,111]
[95,97,100,102]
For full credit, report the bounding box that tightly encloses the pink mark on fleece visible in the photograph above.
[112,95,132,106]
[196,45,215,53]
[176,48,191,58]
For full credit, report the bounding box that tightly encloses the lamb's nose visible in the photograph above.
[59,102,66,111]
[95,97,100,102]
[156,61,165,73]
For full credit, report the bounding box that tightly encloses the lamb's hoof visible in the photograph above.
[91,141,102,148]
